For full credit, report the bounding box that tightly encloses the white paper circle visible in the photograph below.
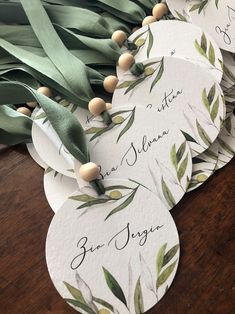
[26,142,48,169]
[85,106,192,210]
[188,0,235,53]
[188,140,219,191]
[46,179,180,314]
[32,104,92,178]
[44,168,78,213]
[118,20,223,82]
[113,56,225,157]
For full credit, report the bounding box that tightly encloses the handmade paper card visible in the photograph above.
[46,179,180,314]
[166,0,192,22]
[221,51,235,102]
[113,56,225,157]
[83,106,192,210]
[32,103,92,178]
[44,167,77,213]
[188,141,218,191]
[188,0,235,53]
[119,20,223,82]
[26,142,47,169]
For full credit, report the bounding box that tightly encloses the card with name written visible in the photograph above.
[44,167,78,213]
[188,141,219,191]
[166,0,192,22]
[82,106,192,210]
[188,0,235,53]
[46,179,180,314]
[113,56,225,157]
[32,103,92,178]
[119,20,223,82]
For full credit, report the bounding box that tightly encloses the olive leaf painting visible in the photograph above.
[86,107,136,143]
[116,58,164,95]
[131,25,154,58]
[69,179,146,221]
[174,10,188,22]
[189,0,219,14]
[170,141,189,184]
[195,33,216,66]
[201,84,220,123]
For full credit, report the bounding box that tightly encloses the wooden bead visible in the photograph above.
[118,53,135,71]
[142,16,156,26]
[17,107,31,117]
[26,101,37,108]
[37,86,53,98]
[112,30,127,47]
[152,3,168,20]
[79,162,100,182]
[103,75,119,93]
[106,103,112,110]
[132,26,140,33]
[88,98,106,115]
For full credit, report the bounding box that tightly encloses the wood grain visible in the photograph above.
[0,145,234,314]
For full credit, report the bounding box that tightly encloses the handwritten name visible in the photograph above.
[215,6,235,46]
[146,89,183,112]
[100,130,169,178]
[70,222,164,270]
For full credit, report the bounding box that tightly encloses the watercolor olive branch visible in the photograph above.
[116,58,164,95]
[195,33,216,66]
[86,107,136,143]
[190,0,219,14]
[69,179,145,221]
[170,141,189,184]
[174,10,188,22]
[201,84,221,124]
[131,25,153,58]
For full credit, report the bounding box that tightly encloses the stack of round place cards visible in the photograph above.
[167,0,235,53]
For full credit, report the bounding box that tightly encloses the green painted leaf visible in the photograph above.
[161,177,176,208]
[105,188,138,220]
[215,0,219,8]
[156,260,178,289]
[147,26,153,58]
[176,141,186,163]
[65,299,96,314]
[210,96,219,122]
[135,38,145,48]
[196,120,212,146]
[170,144,177,170]
[63,282,86,304]
[201,32,207,53]
[163,245,180,267]
[105,185,133,191]
[209,42,215,65]
[224,117,232,133]
[208,84,216,105]
[217,138,235,155]
[156,243,167,274]
[203,149,219,161]
[77,198,111,210]
[116,80,135,89]
[90,123,115,141]
[103,267,127,306]
[181,131,198,144]
[85,127,104,135]
[202,88,210,112]
[199,0,208,14]
[175,10,187,22]
[69,194,96,202]
[45,167,53,174]
[117,108,135,142]
[134,277,144,314]
[150,58,164,92]
[195,40,207,58]
[189,3,201,12]
[93,297,114,312]
[125,77,146,95]
[177,154,189,182]
[223,64,235,84]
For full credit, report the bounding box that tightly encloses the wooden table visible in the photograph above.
[0,144,234,314]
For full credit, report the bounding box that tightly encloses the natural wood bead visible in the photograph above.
[152,3,168,20]
[17,107,32,117]
[103,75,119,93]
[88,98,106,115]
[112,30,127,47]
[106,103,112,110]
[26,101,37,108]
[118,53,135,71]
[79,162,100,182]
[132,26,140,33]
[37,86,53,98]
[142,16,156,26]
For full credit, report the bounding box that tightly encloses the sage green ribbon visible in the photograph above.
[0,81,105,194]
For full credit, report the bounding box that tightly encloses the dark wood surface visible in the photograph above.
[0,144,234,314]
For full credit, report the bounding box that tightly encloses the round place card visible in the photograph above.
[46,179,180,314]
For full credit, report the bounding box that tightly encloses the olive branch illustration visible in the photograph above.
[131,25,154,58]
[63,243,179,314]
[189,0,219,14]
[195,33,216,66]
